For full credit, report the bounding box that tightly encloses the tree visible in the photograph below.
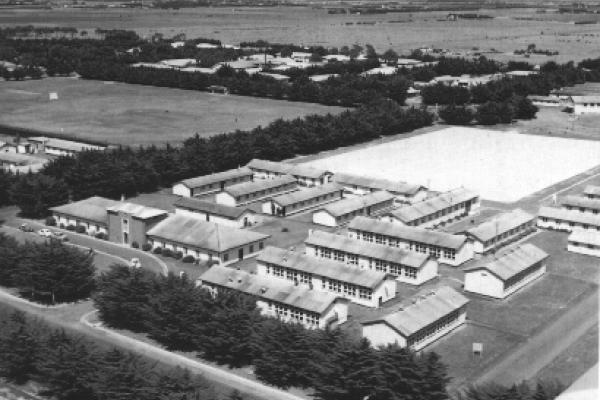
[0,311,39,384]
[511,95,538,119]
[14,240,96,303]
[9,173,69,218]
[382,49,399,65]
[439,104,474,125]
[280,46,293,58]
[475,101,514,125]
[0,233,20,286]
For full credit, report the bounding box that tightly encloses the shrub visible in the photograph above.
[75,225,87,234]
[66,225,76,231]
[59,223,65,229]
[206,259,219,268]
[142,243,152,251]
[131,241,139,249]
[162,248,173,258]
[45,216,57,226]
[153,247,162,255]
[174,251,183,260]
[281,227,289,232]
[181,255,195,263]
[95,232,107,240]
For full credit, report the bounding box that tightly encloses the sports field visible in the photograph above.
[0,77,344,146]
[302,127,600,203]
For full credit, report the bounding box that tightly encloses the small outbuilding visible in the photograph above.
[312,191,396,227]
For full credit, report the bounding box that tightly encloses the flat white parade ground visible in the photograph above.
[301,127,600,202]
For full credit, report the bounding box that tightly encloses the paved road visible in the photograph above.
[475,288,599,386]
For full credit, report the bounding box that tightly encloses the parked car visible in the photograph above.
[51,232,68,242]
[19,223,33,232]
[38,228,52,237]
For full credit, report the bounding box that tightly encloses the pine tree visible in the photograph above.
[0,311,39,384]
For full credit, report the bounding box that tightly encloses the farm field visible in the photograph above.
[302,127,600,203]
[1,7,599,63]
[0,77,344,146]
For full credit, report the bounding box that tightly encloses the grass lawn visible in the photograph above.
[0,77,344,147]
[432,323,525,391]
[466,274,595,336]
[525,230,600,284]
[532,324,598,388]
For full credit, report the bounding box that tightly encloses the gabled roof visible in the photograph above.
[0,152,46,166]
[246,159,331,179]
[388,188,479,223]
[539,206,600,226]
[28,136,105,152]
[305,230,430,269]
[50,196,119,225]
[465,209,534,243]
[257,246,393,288]
[223,175,297,198]
[199,265,347,314]
[362,286,468,337]
[147,214,269,252]
[561,195,600,212]
[174,197,254,219]
[332,172,425,196]
[319,191,395,218]
[106,202,168,220]
[568,229,600,247]
[583,185,600,197]
[177,167,253,189]
[464,243,548,281]
[269,183,342,207]
[348,216,467,250]
[570,95,600,104]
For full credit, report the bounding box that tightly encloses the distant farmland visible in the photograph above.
[0,78,345,147]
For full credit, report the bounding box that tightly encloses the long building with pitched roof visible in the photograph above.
[304,230,437,285]
[146,214,269,265]
[246,159,333,187]
[172,167,254,197]
[463,209,536,254]
[261,183,344,216]
[256,246,397,308]
[362,286,469,350]
[384,188,479,228]
[312,191,396,227]
[567,229,600,258]
[215,175,297,206]
[463,244,548,298]
[174,197,258,228]
[347,216,473,266]
[198,265,349,329]
[561,195,600,214]
[538,206,600,231]
[332,172,427,204]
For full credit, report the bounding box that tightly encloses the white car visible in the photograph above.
[38,228,52,237]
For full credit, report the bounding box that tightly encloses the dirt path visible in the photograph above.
[474,288,599,386]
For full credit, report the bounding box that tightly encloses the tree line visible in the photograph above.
[0,234,96,304]
[0,308,223,400]
[6,100,433,218]
[94,264,452,400]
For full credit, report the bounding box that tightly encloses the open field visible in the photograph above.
[0,77,344,147]
[1,7,599,63]
[302,127,600,203]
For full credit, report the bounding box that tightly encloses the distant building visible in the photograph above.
[198,265,349,330]
[528,95,561,107]
[568,96,600,115]
[256,246,397,308]
[172,167,254,197]
[214,175,298,206]
[50,196,119,236]
[262,183,344,216]
[27,137,106,156]
[309,74,340,82]
[361,286,468,350]
[567,229,600,258]
[583,185,600,200]
[463,244,548,299]
[106,202,168,246]
[538,206,600,231]
[332,172,427,204]
[347,216,473,267]
[246,159,333,187]
[0,152,48,173]
[561,195,600,215]
[312,191,396,227]
[174,197,258,228]
[384,188,480,228]
[462,209,536,254]
[305,229,437,285]
[146,214,269,265]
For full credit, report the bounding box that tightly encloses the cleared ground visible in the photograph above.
[0,77,344,146]
[302,127,600,203]
[1,7,599,63]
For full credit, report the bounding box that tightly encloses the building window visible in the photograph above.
[249,245,254,253]
[259,241,264,250]
[223,253,229,262]
[334,250,345,262]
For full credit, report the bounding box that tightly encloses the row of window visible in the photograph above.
[337,200,394,222]
[569,241,600,250]
[407,309,461,346]
[504,263,543,290]
[193,175,251,192]
[408,202,470,226]
[282,191,339,211]
[267,302,320,326]
[353,230,457,260]
[540,217,600,231]
[234,183,296,202]
[481,222,533,247]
